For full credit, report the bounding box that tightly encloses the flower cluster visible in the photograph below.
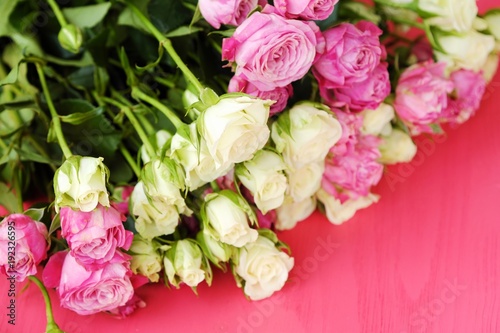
[0,0,498,327]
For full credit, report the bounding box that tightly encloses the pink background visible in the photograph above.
[1,1,500,332]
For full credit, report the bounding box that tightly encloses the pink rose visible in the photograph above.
[60,205,133,270]
[44,251,134,315]
[199,0,266,29]
[323,135,383,198]
[222,7,323,91]
[314,21,384,88]
[329,110,363,156]
[394,61,453,127]
[108,294,146,318]
[322,62,390,112]
[443,69,486,124]
[0,214,48,282]
[256,209,277,229]
[274,0,339,20]
[228,74,293,115]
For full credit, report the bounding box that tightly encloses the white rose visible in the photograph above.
[361,103,395,136]
[54,156,109,212]
[435,30,495,72]
[275,196,317,230]
[316,189,379,225]
[234,236,294,301]
[197,231,232,265]
[378,129,418,164]
[164,240,206,288]
[203,192,258,247]
[198,94,272,165]
[129,235,162,282]
[235,150,287,214]
[286,162,324,203]
[272,103,342,169]
[140,130,172,164]
[141,158,191,217]
[483,53,499,83]
[131,181,181,238]
[170,123,233,190]
[484,10,500,41]
[419,0,477,32]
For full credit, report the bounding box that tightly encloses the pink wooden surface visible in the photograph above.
[2,1,500,332]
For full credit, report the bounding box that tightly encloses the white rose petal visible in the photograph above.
[361,103,395,136]
[420,0,477,32]
[316,189,379,225]
[204,194,258,247]
[286,162,324,203]
[235,236,294,301]
[435,30,495,72]
[272,103,342,169]
[275,196,317,230]
[378,129,418,164]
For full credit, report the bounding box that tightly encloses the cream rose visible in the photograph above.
[131,182,181,239]
[203,192,258,247]
[316,189,379,225]
[197,94,272,165]
[435,30,495,72]
[485,10,500,41]
[234,236,294,301]
[164,240,207,288]
[419,0,477,32]
[378,129,418,164]
[235,150,288,214]
[140,130,172,164]
[361,103,395,136]
[275,196,317,230]
[271,103,342,169]
[129,235,162,282]
[286,162,324,203]
[54,156,109,212]
[170,123,233,190]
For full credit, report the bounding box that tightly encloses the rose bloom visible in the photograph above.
[164,240,207,288]
[316,189,379,225]
[314,21,384,88]
[442,69,486,124]
[286,162,325,202]
[228,74,293,115]
[419,0,477,32]
[203,192,258,247]
[329,110,362,157]
[323,135,383,198]
[60,205,133,270]
[199,0,265,29]
[235,150,288,214]
[197,95,271,165]
[54,156,109,212]
[222,7,323,91]
[274,0,339,20]
[170,123,233,190]
[394,61,453,127]
[275,196,316,230]
[234,235,294,300]
[43,251,134,315]
[378,129,417,164]
[0,214,48,282]
[271,103,342,169]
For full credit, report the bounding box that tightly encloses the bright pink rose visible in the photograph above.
[0,214,48,282]
[394,61,453,127]
[329,110,363,156]
[44,251,134,315]
[314,21,384,88]
[108,294,146,318]
[222,7,323,91]
[60,205,133,270]
[199,0,266,29]
[323,62,390,112]
[274,0,339,20]
[323,135,383,198]
[228,74,293,115]
[443,69,486,124]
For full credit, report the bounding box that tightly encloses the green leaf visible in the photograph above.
[165,26,203,38]
[0,182,17,214]
[23,207,45,221]
[0,61,23,87]
[59,107,104,125]
[0,108,36,137]
[48,213,61,236]
[148,0,193,34]
[117,0,151,31]
[62,3,112,29]
[0,0,20,37]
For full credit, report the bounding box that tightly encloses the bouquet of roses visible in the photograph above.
[0,0,499,331]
